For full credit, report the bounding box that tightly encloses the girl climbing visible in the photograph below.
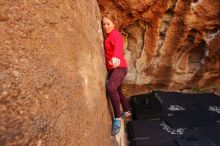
[102,13,132,136]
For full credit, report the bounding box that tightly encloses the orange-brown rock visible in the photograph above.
[0,0,113,146]
[98,0,220,93]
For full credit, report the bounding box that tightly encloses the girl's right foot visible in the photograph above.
[112,118,121,136]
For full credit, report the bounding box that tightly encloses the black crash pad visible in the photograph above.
[127,120,174,142]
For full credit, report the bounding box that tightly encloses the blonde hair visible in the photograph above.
[102,12,118,27]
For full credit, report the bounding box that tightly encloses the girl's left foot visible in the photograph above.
[121,111,132,119]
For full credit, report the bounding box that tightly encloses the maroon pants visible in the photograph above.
[107,67,130,118]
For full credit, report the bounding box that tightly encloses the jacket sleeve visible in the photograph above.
[111,32,123,58]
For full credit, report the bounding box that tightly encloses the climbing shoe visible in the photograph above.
[112,118,121,136]
[121,111,132,119]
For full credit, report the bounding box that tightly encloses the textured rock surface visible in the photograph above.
[98,0,220,94]
[0,0,113,146]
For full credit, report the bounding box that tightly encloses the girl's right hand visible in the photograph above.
[109,57,120,68]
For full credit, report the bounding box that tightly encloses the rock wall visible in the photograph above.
[97,0,220,92]
[0,0,112,146]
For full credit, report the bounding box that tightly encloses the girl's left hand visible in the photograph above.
[109,57,120,68]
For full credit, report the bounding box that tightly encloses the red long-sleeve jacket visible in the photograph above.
[104,28,127,70]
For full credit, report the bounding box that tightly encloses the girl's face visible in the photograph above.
[102,17,115,33]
